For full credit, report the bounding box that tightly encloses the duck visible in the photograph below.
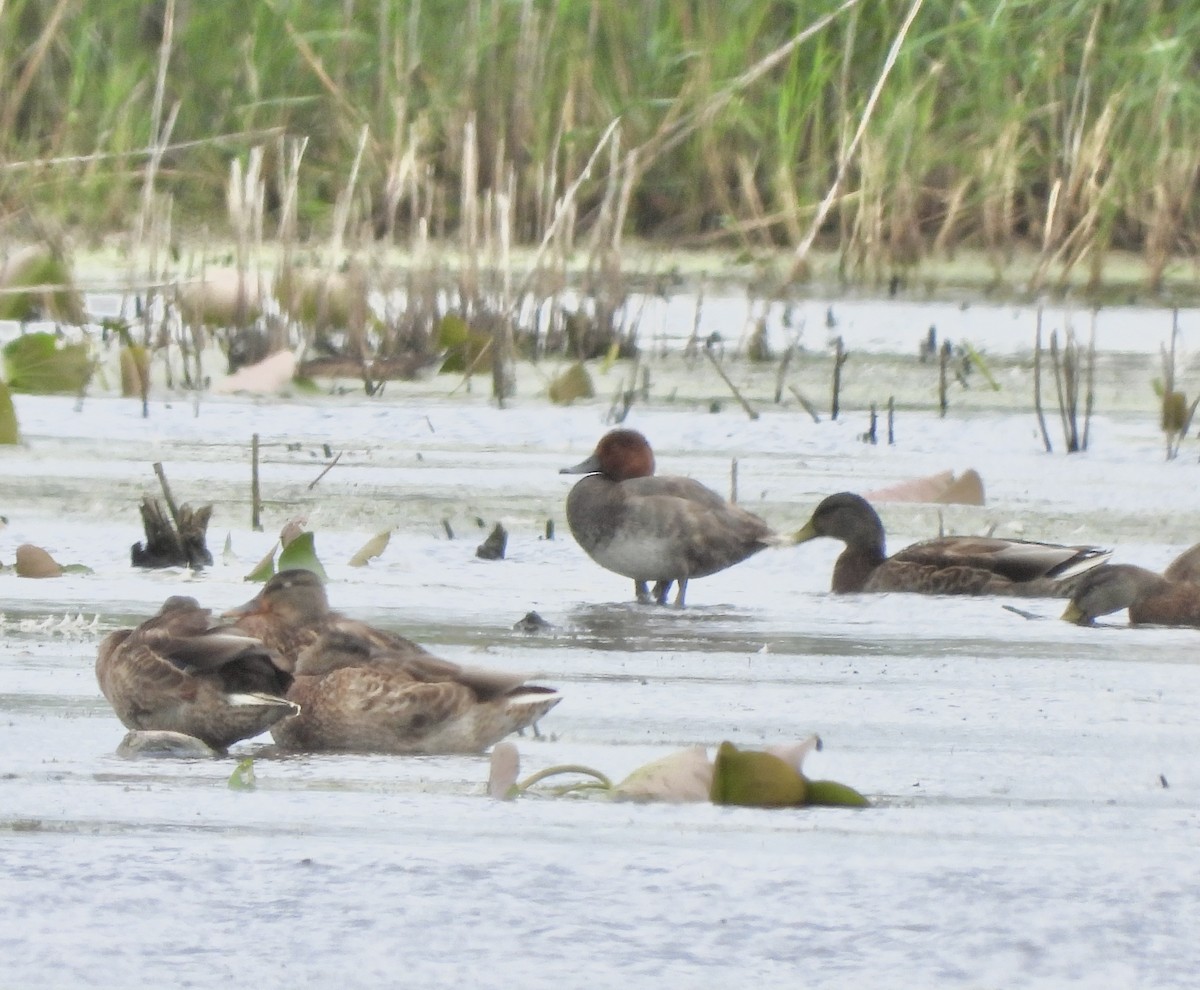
[1061,564,1200,627]
[95,596,297,751]
[270,629,562,753]
[222,568,430,671]
[1164,542,1200,585]
[793,492,1110,596]
[560,429,783,605]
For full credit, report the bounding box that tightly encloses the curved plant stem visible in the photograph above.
[514,764,613,795]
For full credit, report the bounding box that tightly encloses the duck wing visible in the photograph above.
[894,536,1109,582]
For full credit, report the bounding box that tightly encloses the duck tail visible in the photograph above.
[1050,547,1112,581]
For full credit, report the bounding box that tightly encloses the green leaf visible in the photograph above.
[0,380,18,444]
[244,543,279,581]
[709,741,807,808]
[276,531,327,579]
[547,362,595,405]
[3,333,93,394]
[803,779,871,808]
[228,757,257,791]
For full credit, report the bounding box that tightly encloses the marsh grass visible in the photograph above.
[1,1,1199,297]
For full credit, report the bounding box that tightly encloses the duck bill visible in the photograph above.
[559,453,601,475]
[1060,602,1090,625]
[792,520,819,545]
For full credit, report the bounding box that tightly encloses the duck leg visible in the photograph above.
[652,580,673,605]
[635,580,654,604]
[673,578,689,608]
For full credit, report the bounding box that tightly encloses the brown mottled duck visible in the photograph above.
[794,492,1109,596]
[95,596,296,751]
[1062,564,1200,627]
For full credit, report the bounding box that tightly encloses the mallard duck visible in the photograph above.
[270,629,562,753]
[1061,564,1200,627]
[223,569,430,671]
[1164,543,1200,585]
[560,429,782,605]
[95,596,297,751]
[794,492,1110,596]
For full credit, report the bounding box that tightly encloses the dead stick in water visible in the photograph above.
[703,349,759,420]
[887,396,895,445]
[250,434,262,531]
[1033,314,1053,453]
[730,458,738,503]
[152,462,183,533]
[787,385,822,423]
[831,336,847,420]
[308,451,343,490]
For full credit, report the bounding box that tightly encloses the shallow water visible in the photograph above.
[2,311,1200,988]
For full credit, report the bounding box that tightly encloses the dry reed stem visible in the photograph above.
[1034,314,1054,454]
[791,0,925,277]
[0,128,286,173]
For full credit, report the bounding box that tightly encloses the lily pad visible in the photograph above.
[3,332,93,394]
[548,362,595,405]
[612,745,713,802]
[804,779,871,808]
[0,380,18,444]
[710,741,807,808]
[276,531,327,579]
[348,528,391,567]
[15,544,64,578]
[437,313,490,373]
[228,757,257,791]
[0,246,86,323]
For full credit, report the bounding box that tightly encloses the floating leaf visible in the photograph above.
[245,543,280,581]
[119,345,150,397]
[804,779,871,808]
[15,544,64,578]
[0,379,18,444]
[0,246,86,323]
[276,531,327,579]
[548,362,595,405]
[612,745,713,803]
[437,314,490,373]
[3,333,93,394]
[227,757,257,791]
[710,741,807,808]
[349,528,391,566]
[1162,391,1188,433]
[222,532,235,564]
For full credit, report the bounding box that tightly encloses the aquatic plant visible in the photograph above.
[3,2,1200,293]
[489,737,870,808]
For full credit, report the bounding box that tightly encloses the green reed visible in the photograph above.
[2,0,1199,293]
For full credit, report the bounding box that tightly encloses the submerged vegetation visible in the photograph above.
[0,0,1198,293]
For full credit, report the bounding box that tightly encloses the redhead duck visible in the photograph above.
[1061,564,1200,626]
[223,569,430,672]
[794,492,1110,596]
[560,429,781,605]
[270,629,562,753]
[95,596,297,751]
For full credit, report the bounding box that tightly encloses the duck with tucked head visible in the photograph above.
[560,429,783,606]
[794,492,1110,596]
[95,596,297,752]
[271,630,562,754]
[223,568,430,671]
[1062,563,1200,627]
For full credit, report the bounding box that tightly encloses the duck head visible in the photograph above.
[793,492,886,549]
[560,429,655,482]
[223,568,330,623]
[1061,564,1161,625]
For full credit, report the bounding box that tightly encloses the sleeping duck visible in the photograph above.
[95,596,296,751]
[560,429,784,606]
[794,492,1110,596]
[1061,563,1200,627]
[270,630,561,754]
